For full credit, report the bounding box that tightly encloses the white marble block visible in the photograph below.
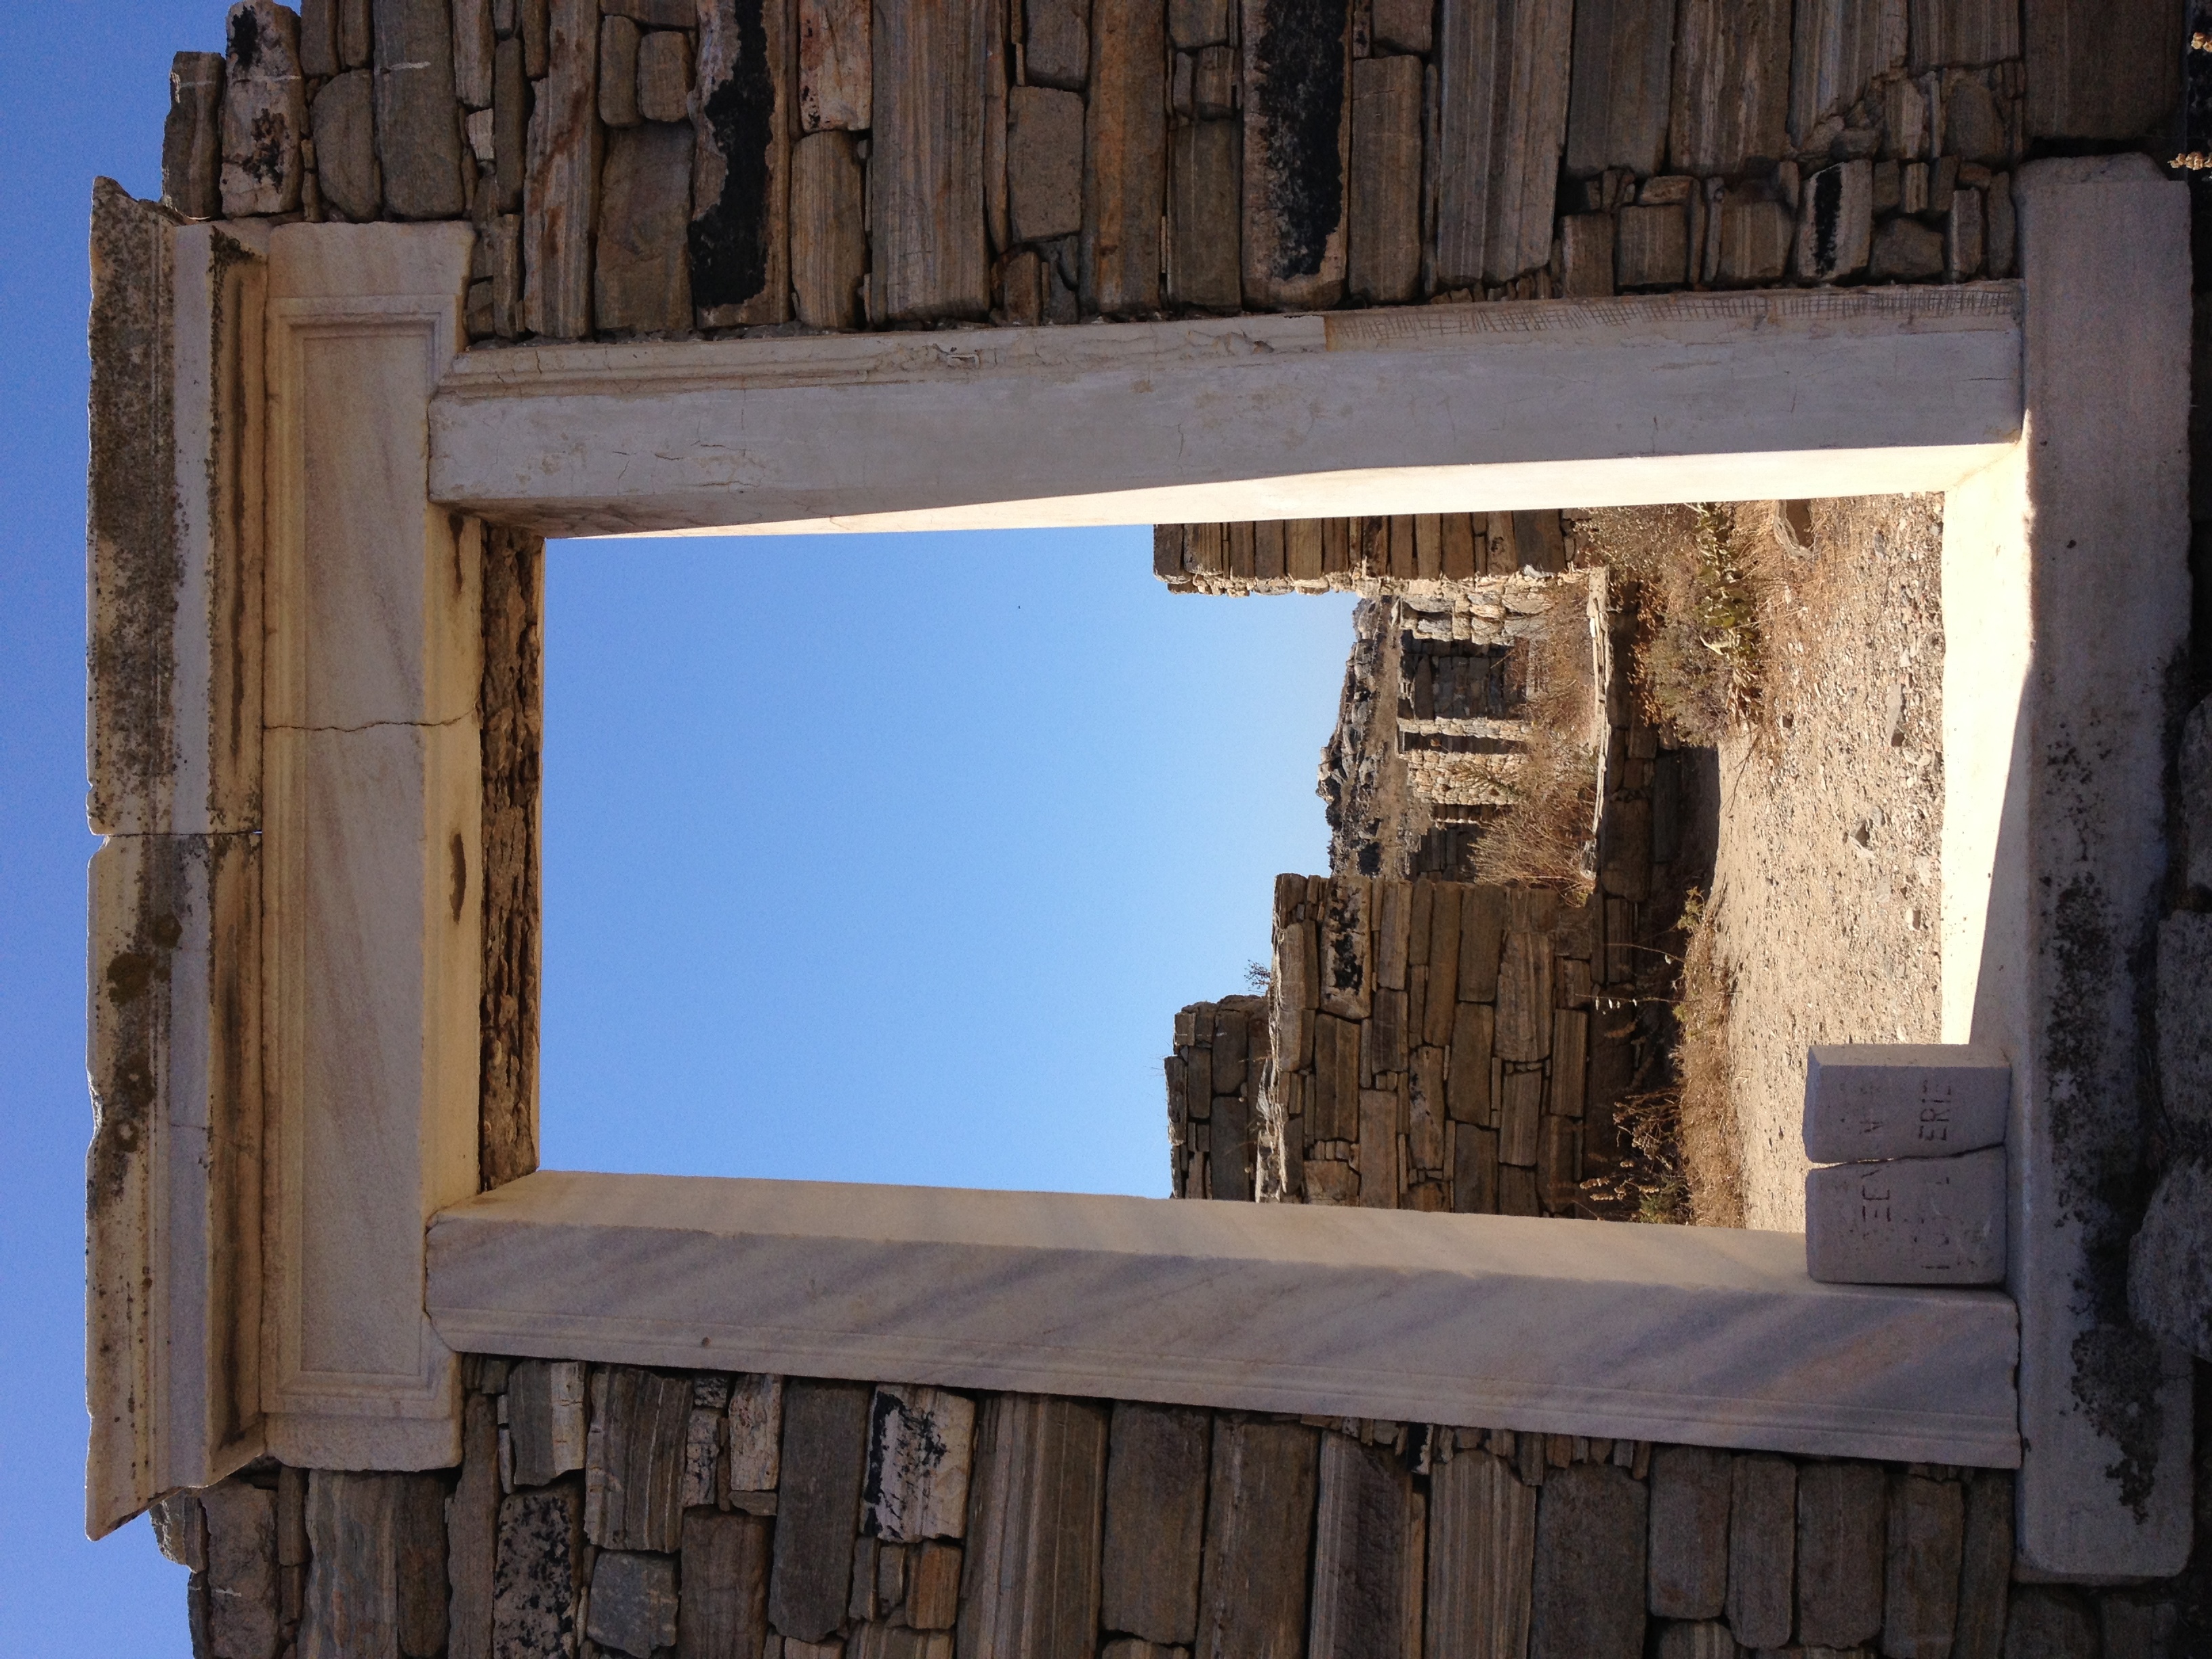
[1803,1044,2009,1164]
[1805,1148,2007,1286]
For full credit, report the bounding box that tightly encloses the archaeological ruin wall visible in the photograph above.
[154,0,2175,347]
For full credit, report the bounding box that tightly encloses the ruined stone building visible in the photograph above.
[87,0,2209,1654]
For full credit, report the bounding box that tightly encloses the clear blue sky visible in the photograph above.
[0,7,1352,1651]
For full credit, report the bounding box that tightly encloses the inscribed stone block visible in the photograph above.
[313,70,382,222]
[602,16,644,125]
[1359,1088,1401,1203]
[596,120,696,331]
[1500,1072,1541,1167]
[866,1385,976,1542]
[1166,119,1242,308]
[510,1359,589,1489]
[1716,197,1791,283]
[1368,987,1408,1076]
[1320,878,1373,1019]
[303,1473,403,1659]
[1410,1047,1447,1170]
[449,1395,500,1659]
[680,1511,772,1659]
[695,0,794,325]
[1458,887,1504,1001]
[1083,0,1167,314]
[1803,1044,2009,1163]
[1425,1449,1532,1659]
[960,1394,1108,1659]
[1240,0,1352,308]
[1645,1446,1729,1620]
[1805,1146,2006,1284]
[1348,54,1422,305]
[375,0,468,218]
[1616,201,1688,287]
[1008,87,1084,244]
[1883,1473,1963,1658]
[1796,159,1872,280]
[770,1380,872,1643]
[1310,1434,1422,1659]
[1197,1421,1317,1659]
[222,1,308,216]
[726,1374,785,1496]
[1495,930,1552,1061]
[205,1481,282,1659]
[870,0,989,321]
[1529,1464,1645,1659]
[590,1551,680,1658]
[525,0,602,337]
[1434,0,1575,287]
[1564,0,1673,176]
[588,1368,693,1553]
[1795,1462,1885,1650]
[165,52,228,219]
[792,129,867,328]
[1668,0,1789,172]
[684,1406,723,1509]
[801,0,872,129]
[1559,212,1616,296]
[1101,1404,1210,1645]
[1725,1456,1795,1651]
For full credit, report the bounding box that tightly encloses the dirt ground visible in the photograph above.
[1706,495,1948,1231]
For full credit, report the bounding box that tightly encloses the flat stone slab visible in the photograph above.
[1805,1149,2007,1286]
[1803,1044,2009,1164]
[428,1171,2020,1467]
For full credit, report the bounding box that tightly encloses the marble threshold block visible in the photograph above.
[427,1171,2020,1467]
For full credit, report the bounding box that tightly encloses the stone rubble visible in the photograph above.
[150,0,2154,344]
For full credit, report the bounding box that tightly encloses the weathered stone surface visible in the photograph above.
[1495,930,1552,1064]
[727,1372,785,1494]
[596,121,696,332]
[2159,911,2212,1131]
[2025,0,2182,142]
[302,1473,403,1659]
[154,1491,211,1573]
[375,0,468,218]
[1453,1123,1500,1212]
[1669,0,1788,173]
[1008,87,1084,245]
[222,1,308,217]
[693,0,792,325]
[395,1474,450,1658]
[1616,201,1687,287]
[1805,1147,2006,1285]
[449,1395,501,1659]
[1347,54,1421,305]
[2179,700,2211,894]
[455,0,495,106]
[2127,1157,2212,1361]
[165,53,228,219]
[1910,0,2017,69]
[637,30,695,123]
[960,1395,1107,1659]
[1803,1045,2009,1164]
[685,1405,723,1509]
[1953,1471,2011,1659]
[801,0,872,128]
[588,1367,693,1553]
[1240,0,1351,308]
[1434,0,1575,287]
[908,1540,963,1629]
[602,16,644,126]
[1870,215,1944,280]
[1448,1003,1494,1124]
[303,0,341,76]
[1725,1456,1794,1651]
[2001,1587,2100,1656]
[1197,1420,1317,1659]
[313,70,381,223]
[493,1484,584,1657]
[1883,1473,1963,1658]
[792,129,867,328]
[1529,1463,1645,1659]
[525,0,602,337]
[865,1385,976,1542]
[1788,0,1903,146]
[1564,0,1672,176]
[2098,1595,2178,1659]
[590,1551,680,1658]
[1100,1403,1209,1646]
[510,1359,588,1488]
[680,1511,772,1659]
[205,1480,282,1659]
[1309,1433,1421,1659]
[1795,1461,1884,1650]
[1425,1449,1533,1659]
[1082,0,1167,315]
[771,1380,872,1642]
[1796,159,1872,280]
[1645,1447,1728,1620]
[1558,212,1615,297]
[869,0,989,321]
[1168,118,1241,310]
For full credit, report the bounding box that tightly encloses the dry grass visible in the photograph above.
[1671,891,1746,1226]
[1467,592,1601,895]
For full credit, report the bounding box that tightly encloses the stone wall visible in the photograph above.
[1165,995,1266,1201]
[1151,511,1572,596]
[156,0,2179,346]
[150,1355,2206,1659]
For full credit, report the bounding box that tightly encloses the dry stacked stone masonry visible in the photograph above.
[152,1357,2208,1659]
[157,0,2179,345]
